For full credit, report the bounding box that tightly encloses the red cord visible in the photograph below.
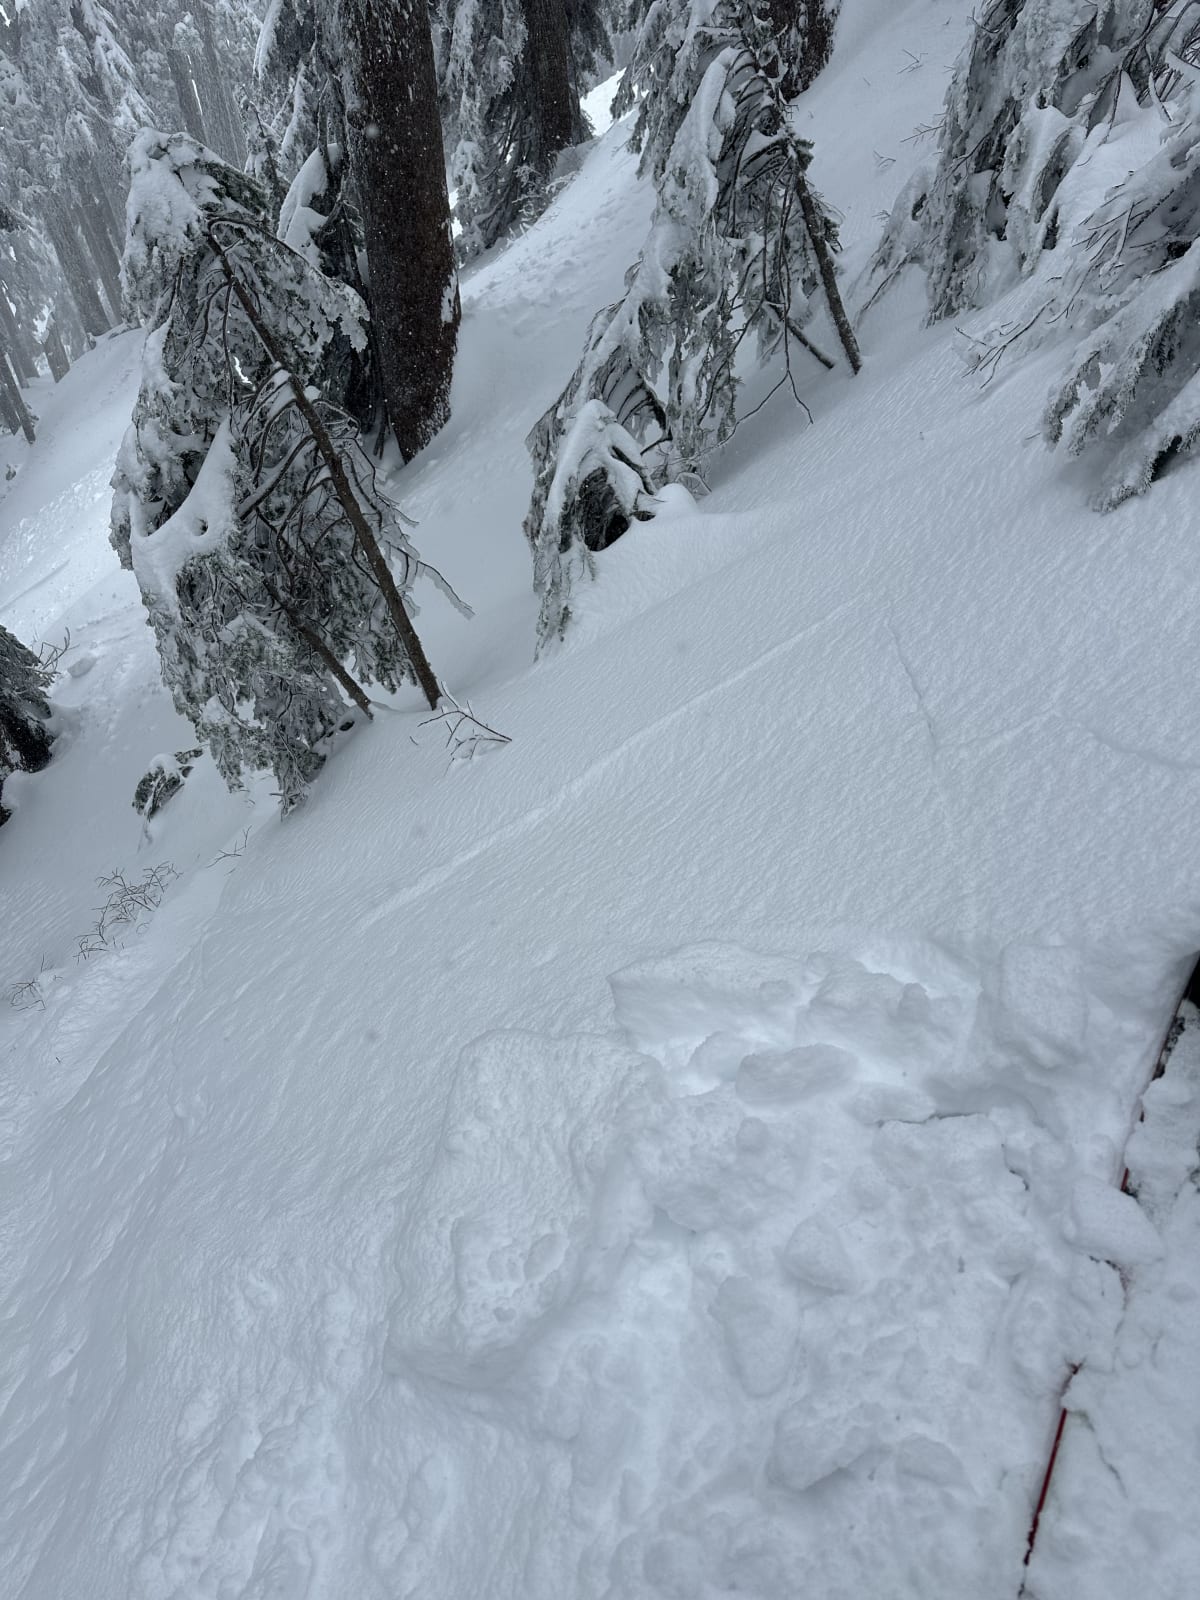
[1022,1368,1078,1570]
[1020,955,1200,1589]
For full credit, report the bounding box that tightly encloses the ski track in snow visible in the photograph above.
[3,3,1200,1597]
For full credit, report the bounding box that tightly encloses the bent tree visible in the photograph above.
[113,133,460,810]
[526,3,860,645]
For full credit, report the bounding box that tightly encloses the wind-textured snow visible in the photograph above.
[3,3,1200,1597]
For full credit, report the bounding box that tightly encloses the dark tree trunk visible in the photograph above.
[338,0,459,462]
[46,210,110,339]
[0,379,18,435]
[92,148,128,240]
[79,192,124,324]
[795,171,860,373]
[43,318,70,383]
[195,8,247,166]
[167,47,210,146]
[524,0,583,170]
[0,287,37,385]
[0,350,36,443]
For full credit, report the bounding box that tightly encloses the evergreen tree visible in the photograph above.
[759,0,839,99]
[526,0,858,645]
[113,132,457,811]
[862,0,1200,507]
[439,0,609,257]
[1043,69,1200,506]
[866,0,1171,323]
[253,0,335,189]
[0,2,263,375]
[0,625,54,825]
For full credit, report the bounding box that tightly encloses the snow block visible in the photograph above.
[1066,1176,1164,1271]
[384,1029,660,1386]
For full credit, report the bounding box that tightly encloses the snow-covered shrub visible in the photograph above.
[112,132,454,811]
[0,623,54,824]
[1043,74,1200,505]
[866,0,1176,322]
[864,0,1200,507]
[132,747,203,819]
[526,388,662,640]
[526,2,857,645]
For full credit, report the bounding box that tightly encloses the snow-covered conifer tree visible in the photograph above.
[0,625,53,824]
[440,0,609,257]
[861,0,1200,508]
[526,0,858,644]
[253,0,335,190]
[866,0,1174,323]
[759,0,839,99]
[113,132,457,810]
[0,1,264,370]
[1043,67,1200,505]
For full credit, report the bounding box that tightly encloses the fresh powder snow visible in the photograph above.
[2,4,1199,1599]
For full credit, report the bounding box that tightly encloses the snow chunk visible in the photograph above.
[780,1219,858,1294]
[768,1399,882,1494]
[384,1030,659,1385]
[737,1044,858,1106]
[1067,1177,1164,1270]
[712,1276,796,1397]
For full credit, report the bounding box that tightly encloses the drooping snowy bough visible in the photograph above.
[867,0,1200,507]
[0,624,54,825]
[866,0,1178,323]
[112,132,458,811]
[525,2,860,646]
[437,0,610,258]
[1042,70,1200,506]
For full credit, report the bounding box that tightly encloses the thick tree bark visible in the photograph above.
[337,0,459,463]
[45,210,110,339]
[79,188,124,324]
[43,318,70,383]
[524,0,582,171]
[0,350,36,443]
[167,47,210,147]
[0,379,18,435]
[0,287,37,386]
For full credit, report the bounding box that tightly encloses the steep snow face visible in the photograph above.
[3,4,1200,1599]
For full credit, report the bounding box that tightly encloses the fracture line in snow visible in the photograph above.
[360,593,868,932]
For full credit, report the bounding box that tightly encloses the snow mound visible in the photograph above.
[367,938,1124,1599]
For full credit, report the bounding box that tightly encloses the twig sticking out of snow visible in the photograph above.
[421,690,512,767]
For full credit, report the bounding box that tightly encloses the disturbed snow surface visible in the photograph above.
[3,4,1200,1598]
[1026,1007,1200,1600]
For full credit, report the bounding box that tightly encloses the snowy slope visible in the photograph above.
[3,4,1200,1598]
